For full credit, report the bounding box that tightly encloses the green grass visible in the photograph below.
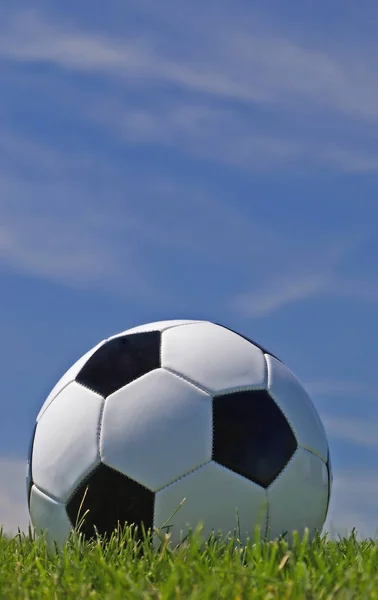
[1,526,378,599]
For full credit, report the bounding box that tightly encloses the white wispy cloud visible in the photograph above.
[0,173,150,295]
[1,126,375,316]
[229,234,378,317]
[323,415,378,449]
[305,380,376,399]
[0,124,326,301]
[87,98,378,173]
[304,383,378,452]
[2,8,378,172]
[0,7,376,312]
[328,278,378,302]
[231,273,331,318]
[0,7,377,120]
[232,274,378,316]
[89,100,303,172]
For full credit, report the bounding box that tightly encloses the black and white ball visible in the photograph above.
[27,320,332,548]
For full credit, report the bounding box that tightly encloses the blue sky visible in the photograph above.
[1,0,378,537]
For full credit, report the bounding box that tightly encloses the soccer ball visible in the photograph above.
[27,320,332,548]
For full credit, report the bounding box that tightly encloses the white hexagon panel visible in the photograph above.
[266,355,328,462]
[267,447,329,541]
[29,486,72,550]
[32,381,103,502]
[161,322,266,394]
[154,462,267,546]
[101,368,213,491]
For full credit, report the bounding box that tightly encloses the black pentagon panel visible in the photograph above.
[76,332,161,397]
[215,323,281,362]
[212,390,297,488]
[26,422,37,508]
[66,463,155,540]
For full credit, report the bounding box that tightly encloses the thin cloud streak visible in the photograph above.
[0,127,375,318]
[230,235,377,317]
[2,8,378,122]
[0,127,374,317]
[305,380,376,398]
[2,11,378,172]
[88,98,378,173]
[232,273,331,318]
[89,101,303,172]
[0,130,334,304]
[323,415,378,449]
[0,171,150,295]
